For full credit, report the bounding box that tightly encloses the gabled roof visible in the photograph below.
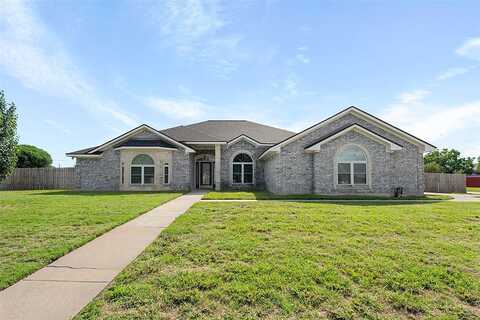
[67,124,196,157]
[304,123,403,152]
[259,106,436,159]
[160,120,295,144]
[227,134,273,146]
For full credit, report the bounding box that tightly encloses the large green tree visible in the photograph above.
[424,148,475,175]
[0,91,18,180]
[16,145,52,168]
[476,156,480,174]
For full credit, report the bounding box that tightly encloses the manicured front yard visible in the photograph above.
[78,201,480,319]
[204,191,452,201]
[0,190,181,290]
[468,187,480,193]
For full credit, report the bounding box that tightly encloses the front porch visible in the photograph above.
[191,144,222,191]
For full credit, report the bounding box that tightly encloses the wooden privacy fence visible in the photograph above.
[424,172,466,193]
[0,167,76,190]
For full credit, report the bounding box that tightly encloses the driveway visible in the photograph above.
[0,191,205,320]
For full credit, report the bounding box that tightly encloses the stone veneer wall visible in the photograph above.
[263,152,283,194]
[75,148,192,191]
[75,148,120,191]
[313,131,392,195]
[171,150,193,191]
[263,113,425,196]
[220,140,269,190]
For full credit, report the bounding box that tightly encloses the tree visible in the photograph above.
[0,91,18,180]
[424,162,442,173]
[424,148,475,175]
[476,156,480,174]
[16,145,52,168]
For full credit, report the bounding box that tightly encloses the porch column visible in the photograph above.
[215,144,221,191]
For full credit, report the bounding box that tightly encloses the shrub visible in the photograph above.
[424,162,442,173]
[16,144,52,168]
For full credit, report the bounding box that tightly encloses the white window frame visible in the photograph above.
[231,153,254,185]
[337,161,367,185]
[130,154,155,185]
[163,163,170,185]
[131,165,155,185]
[335,145,369,186]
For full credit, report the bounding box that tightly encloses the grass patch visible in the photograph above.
[0,190,181,290]
[77,201,480,319]
[203,191,452,201]
[468,187,480,193]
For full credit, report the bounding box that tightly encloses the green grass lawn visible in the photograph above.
[77,201,480,319]
[204,191,452,201]
[468,187,480,193]
[0,190,181,290]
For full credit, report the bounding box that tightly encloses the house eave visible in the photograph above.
[259,106,436,158]
[114,146,178,151]
[88,124,196,154]
[227,134,274,147]
[66,154,102,158]
[304,124,404,152]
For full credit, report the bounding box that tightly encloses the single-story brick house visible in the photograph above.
[67,106,435,195]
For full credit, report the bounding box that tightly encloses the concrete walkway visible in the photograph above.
[0,191,204,320]
[427,192,480,202]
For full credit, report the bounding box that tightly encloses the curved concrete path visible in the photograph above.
[0,191,205,320]
[426,192,480,202]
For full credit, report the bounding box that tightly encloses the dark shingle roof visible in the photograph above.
[160,120,295,143]
[115,139,177,149]
[66,146,102,155]
[67,121,296,156]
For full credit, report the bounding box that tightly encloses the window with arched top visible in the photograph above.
[336,145,367,185]
[232,153,254,184]
[131,154,155,185]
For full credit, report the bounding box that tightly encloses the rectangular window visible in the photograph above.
[243,164,253,184]
[233,164,242,183]
[143,167,154,184]
[131,166,142,184]
[121,166,125,185]
[353,163,367,184]
[337,163,351,185]
[164,164,169,184]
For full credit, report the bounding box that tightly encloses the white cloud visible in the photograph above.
[146,0,248,78]
[456,37,480,60]
[177,85,191,96]
[0,0,137,128]
[436,66,475,81]
[146,97,207,119]
[397,89,430,104]
[295,53,310,64]
[158,0,224,52]
[284,75,298,96]
[44,119,71,135]
[382,90,480,146]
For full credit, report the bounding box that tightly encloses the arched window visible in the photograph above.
[336,146,367,185]
[232,153,253,184]
[131,154,155,185]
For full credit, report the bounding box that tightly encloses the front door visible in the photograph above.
[196,162,214,188]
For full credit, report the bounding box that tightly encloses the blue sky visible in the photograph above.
[1,0,480,167]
